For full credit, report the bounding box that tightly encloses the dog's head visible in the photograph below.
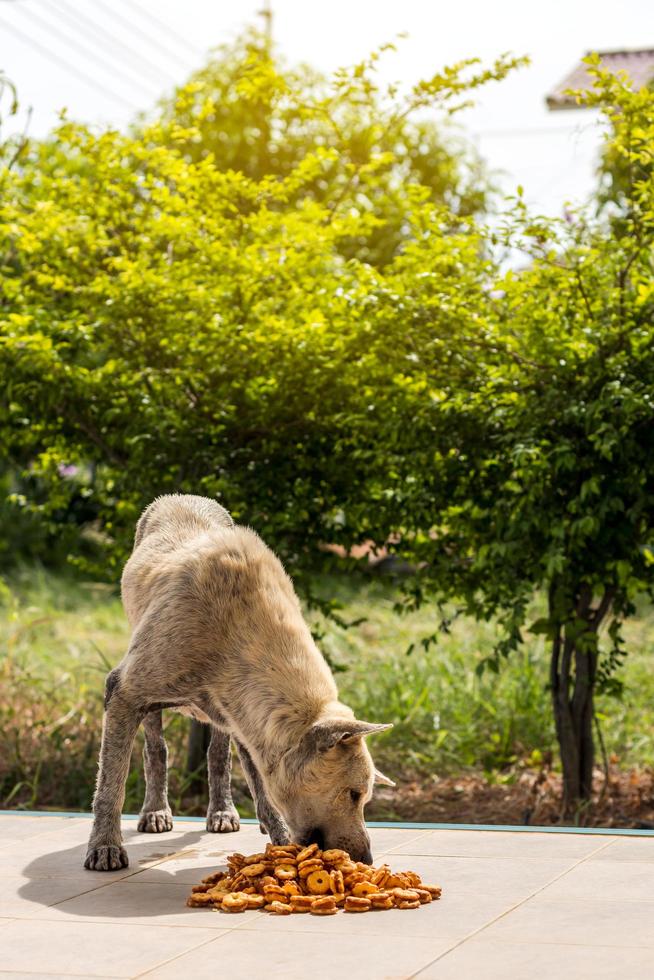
[272,716,394,863]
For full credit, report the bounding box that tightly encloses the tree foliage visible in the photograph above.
[0,40,520,588]
[1,45,652,814]
[154,30,500,265]
[374,58,654,811]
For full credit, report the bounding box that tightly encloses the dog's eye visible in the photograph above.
[349,789,362,805]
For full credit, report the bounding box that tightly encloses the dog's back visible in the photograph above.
[121,494,235,628]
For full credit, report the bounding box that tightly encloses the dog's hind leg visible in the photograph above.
[235,740,290,845]
[84,673,143,870]
[137,710,173,833]
[206,729,240,833]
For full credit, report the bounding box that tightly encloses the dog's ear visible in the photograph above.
[309,720,393,753]
[374,767,395,787]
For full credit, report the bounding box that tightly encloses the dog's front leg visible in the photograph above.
[235,740,290,845]
[84,678,142,871]
[206,729,241,833]
[137,710,173,833]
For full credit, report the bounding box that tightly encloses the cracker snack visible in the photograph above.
[186,842,442,915]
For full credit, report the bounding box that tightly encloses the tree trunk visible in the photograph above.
[549,584,612,818]
[187,720,211,794]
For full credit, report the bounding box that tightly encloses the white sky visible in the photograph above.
[1,0,653,216]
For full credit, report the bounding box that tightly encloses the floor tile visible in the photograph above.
[28,879,254,929]
[588,837,654,863]
[0,817,71,847]
[0,826,219,880]
[139,929,456,980]
[479,896,654,947]
[2,816,652,980]
[132,860,233,886]
[0,874,112,917]
[389,829,615,860]
[377,854,572,899]
[0,919,220,977]
[413,938,654,979]
[0,839,134,880]
[537,858,654,903]
[367,828,434,856]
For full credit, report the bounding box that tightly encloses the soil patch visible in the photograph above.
[365,765,654,829]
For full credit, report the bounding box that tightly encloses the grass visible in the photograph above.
[1,566,653,815]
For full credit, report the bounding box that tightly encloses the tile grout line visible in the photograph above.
[405,835,620,979]
[0,971,125,979]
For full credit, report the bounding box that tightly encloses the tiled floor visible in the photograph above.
[0,814,652,979]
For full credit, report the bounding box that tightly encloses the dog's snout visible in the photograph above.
[346,839,373,864]
[305,827,325,849]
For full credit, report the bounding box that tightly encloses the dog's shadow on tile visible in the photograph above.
[17,827,238,918]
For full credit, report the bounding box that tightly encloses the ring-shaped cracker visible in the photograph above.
[266,900,292,915]
[306,870,331,895]
[370,892,394,910]
[242,863,266,877]
[352,881,379,898]
[221,892,249,913]
[290,895,314,912]
[344,896,371,913]
[274,864,297,880]
[330,869,344,895]
[310,896,337,915]
[296,843,320,863]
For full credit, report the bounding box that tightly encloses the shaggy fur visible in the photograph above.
[84,494,391,871]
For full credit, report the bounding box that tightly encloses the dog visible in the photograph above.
[84,494,393,871]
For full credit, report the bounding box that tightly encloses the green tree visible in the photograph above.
[368,59,654,814]
[0,49,520,593]
[596,74,654,220]
[154,30,495,266]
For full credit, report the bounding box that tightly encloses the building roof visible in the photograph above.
[546,48,654,110]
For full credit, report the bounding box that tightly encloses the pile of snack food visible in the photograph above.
[187,841,441,916]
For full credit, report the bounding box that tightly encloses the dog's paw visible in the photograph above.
[206,806,240,833]
[137,808,174,833]
[84,845,128,871]
[267,820,291,846]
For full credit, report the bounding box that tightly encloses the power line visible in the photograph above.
[100,0,201,68]
[0,14,137,110]
[119,0,202,62]
[47,0,171,91]
[9,1,159,102]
